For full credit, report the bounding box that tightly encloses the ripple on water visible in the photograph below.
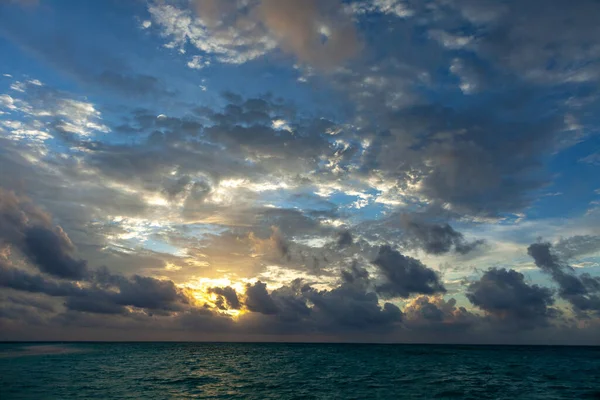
[1,343,599,399]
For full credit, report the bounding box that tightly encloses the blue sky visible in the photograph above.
[1,0,600,343]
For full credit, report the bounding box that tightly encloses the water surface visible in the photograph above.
[1,343,599,399]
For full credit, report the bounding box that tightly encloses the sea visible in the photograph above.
[1,343,599,399]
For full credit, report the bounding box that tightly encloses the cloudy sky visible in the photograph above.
[1,0,600,344]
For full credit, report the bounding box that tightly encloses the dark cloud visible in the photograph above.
[0,261,82,297]
[372,245,446,299]
[0,260,191,315]
[340,260,369,285]
[320,0,600,220]
[400,215,485,255]
[336,230,353,248]
[162,175,192,199]
[2,293,55,313]
[466,268,557,327]
[240,275,401,334]
[359,103,560,217]
[22,226,88,279]
[208,286,241,310]
[265,280,312,324]
[0,189,88,279]
[303,284,402,332]
[64,296,127,315]
[528,242,600,315]
[403,296,478,332]
[111,274,190,312]
[245,281,279,315]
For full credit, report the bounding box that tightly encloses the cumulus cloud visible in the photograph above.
[0,189,88,279]
[466,268,557,327]
[241,274,401,333]
[403,296,478,331]
[303,284,402,331]
[0,261,192,315]
[372,245,446,299]
[245,281,279,315]
[528,242,600,315]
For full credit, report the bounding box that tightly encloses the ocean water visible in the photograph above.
[1,343,599,399]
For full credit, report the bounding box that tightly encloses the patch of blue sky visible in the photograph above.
[142,237,184,257]
[175,223,228,240]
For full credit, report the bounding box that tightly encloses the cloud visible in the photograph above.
[256,0,360,68]
[150,0,359,68]
[0,261,192,315]
[336,230,353,248]
[303,283,402,332]
[403,296,478,331]
[355,98,564,217]
[554,235,600,259]
[400,214,485,255]
[21,226,88,280]
[3,0,600,344]
[0,80,109,141]
[64,296,127,315]
[0,189,88,279]
[466,268,557,328]
[340,260,369,285]
[0,191,192,315]
[245,281,279,315]
[249,227,290,262]
[106,272,191,312]
[0,261,83,297]
[240,274,401,334]
[372,245,446,299]
[208,286,241,310]
[528,242,600,315]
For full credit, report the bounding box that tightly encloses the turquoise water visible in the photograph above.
[1,343,599,399]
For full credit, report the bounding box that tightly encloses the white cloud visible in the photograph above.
[187,55,210,70]
[0,80,110,141]
[148,0,359,68]
[0,94,17,110]
[353,0,414,18]
[148,3,277,63]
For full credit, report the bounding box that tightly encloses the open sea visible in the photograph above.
[1,343,599,399]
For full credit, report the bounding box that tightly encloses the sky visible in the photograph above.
[1,0,600,344]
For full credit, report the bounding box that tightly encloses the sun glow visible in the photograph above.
[181,277,249,318]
